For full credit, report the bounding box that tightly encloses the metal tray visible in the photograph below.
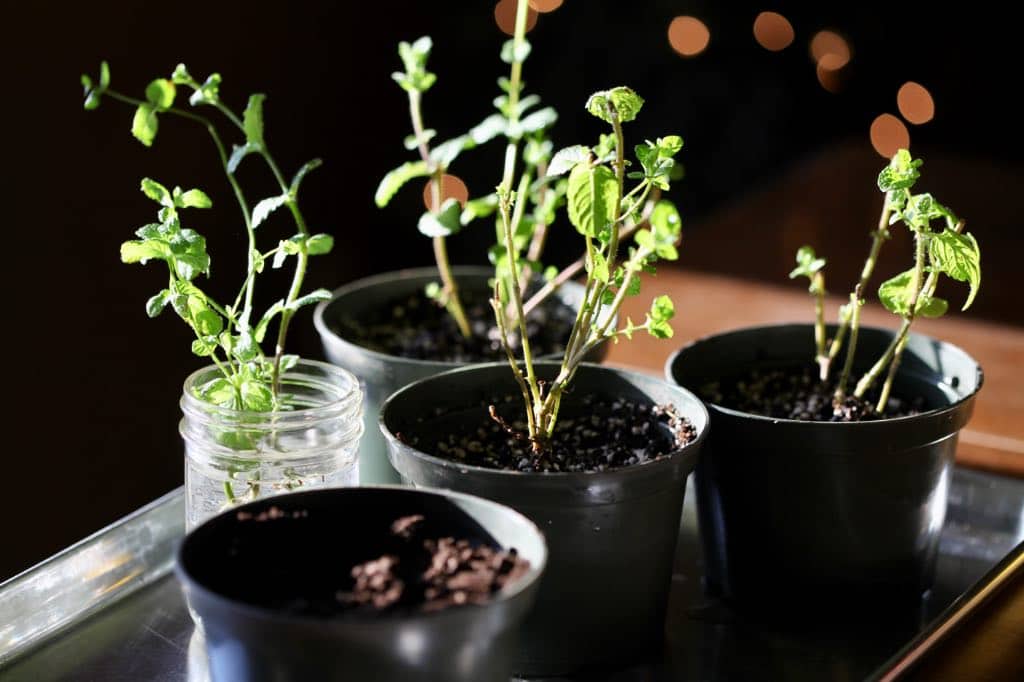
[1,468,1022,681]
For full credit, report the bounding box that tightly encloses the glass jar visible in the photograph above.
[180,359,364,528]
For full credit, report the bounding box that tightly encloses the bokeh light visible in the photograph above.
[870,114,910,158]
[495,0,538,35]
[668,16,711,57]
[753,12,794,51]
[810,30,851,70]
[897,82,935,125]
[528,0,563,12]
[423,174,469,210]
[816,63,842,93]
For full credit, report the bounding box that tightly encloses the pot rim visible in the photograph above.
[312,265,591,370]
[664,321,985,426]
[175,484,548,628]
[379,361,709,481]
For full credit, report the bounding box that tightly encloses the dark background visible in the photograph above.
[2,0,1020,579]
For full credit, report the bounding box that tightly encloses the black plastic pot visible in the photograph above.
[314,266,595,485]
[379,362,709,676]
[665,324,983,616]
[176,486,547,682]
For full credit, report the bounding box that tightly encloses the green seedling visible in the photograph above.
[82,63,332,411]
[793,149,981,414]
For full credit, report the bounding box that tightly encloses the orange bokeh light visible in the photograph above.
[495,0,538,36]
[423,174,469,210]
[753,12,794,51]
[870,114,910,158]
[810,30,851,70]
[529,0,563,12]
[668,16,711,57]
[816,63,842,93]
[897,82,935,125]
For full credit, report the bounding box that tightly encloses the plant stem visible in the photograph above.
[824,197,892,378]
[813,273,828,380]
[407,90,471,338]
[833,286,862,402]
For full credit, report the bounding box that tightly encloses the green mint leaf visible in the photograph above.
[585,86,644,124]
[233,330,261,362]
[240,378,274,412]
[635,229,655,251]
[286,289,333,312]
[657,135,683,157]
[375,160,430,207]
[567,163,617,239]
[469,115,507,146]
[524,138,554,167]
[306,234,334,255]
[650,200,682,244]
[254,300,284,342]
[929,228,981,309]
[131,104,159,146]
[430,135,471,168]
[878,269,920,316]
[189,73,222,106]
[877,149,922,192]
[917,294,949,318]
[99,61,110,89]
[120,239,171,264]
[424,281,443,302]
[500,38,532,64]
[179,188,212,209]
[789,245,826,279]
[548,145,590,177]
[227,143,256,174]
[593,134,616,160]
[243,94,266,147]
[417,198,462,237]
[252,194,289,229]
[140,178,173,206]
[404,129,437,150]
[145,79,175,109]
[290,158,323,197]
[461,195,499,225]
[196,378,234,405]
[651,294,674,322]
[171,64,192,85]
[516,107,558,136]
[145,289,172,318]
[191,336,218,357]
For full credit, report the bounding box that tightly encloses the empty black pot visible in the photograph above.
[665,324,983,616]
[176,486,547,682]
[314,267,594,485]
[380,362,708,676]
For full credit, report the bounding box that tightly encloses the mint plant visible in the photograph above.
[488,0,682,455]
[793,149,981,414]
[81,62,333,411]
[375,32,558,338]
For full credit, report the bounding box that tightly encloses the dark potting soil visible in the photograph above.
[700,365,926,422]
[337,514,529,614]
[333,287,576,362]
[401,393,697,473]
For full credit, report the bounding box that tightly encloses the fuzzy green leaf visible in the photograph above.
[548,145,590,177]
[243,94,266,147]
[140,178,172,206]
[789,245,826,279]
[146,289,172,318]
[306,234,334,255]
[252,195,289,229]
[131,104,159,146]
[191,336,218,357]
[930,229,981,309]
[120,239,171,264]
[461,195,499,225]
[500,38,532,64]
[516,107,557,136]
[567,163,617,239]
[585,86,644,124]
[179,188,212,209]
[145,79,175,109]
[286,289,333,312]
[375,160,430,208]
[591,250,610,283]
[254,300,285,343]
[290,159,323,197]
[227,143,256,174]
[430,135,470,168]
[239,379,274,412]
[877,269,945,317]
[418,198,462,237]
[877,149,922,192]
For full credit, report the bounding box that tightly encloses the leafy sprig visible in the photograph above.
[83,62,333,411]
[793,149,981,414]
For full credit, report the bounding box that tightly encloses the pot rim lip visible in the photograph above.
[175,484,548,627]
[379,361,709,480]
[312,265,588,370]
[664,321,985,426]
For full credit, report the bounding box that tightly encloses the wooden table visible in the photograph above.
[605,267,1024,477]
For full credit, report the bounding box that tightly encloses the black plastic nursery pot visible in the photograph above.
[379,362,709,676]
[665,323,983,616]
[176,486,547,682]
[314,266,595,485]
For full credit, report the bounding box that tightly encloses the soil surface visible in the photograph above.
[337,514,529,614]
[700,365,926,422]
[402,393,698,473]
[333,287,576,362]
